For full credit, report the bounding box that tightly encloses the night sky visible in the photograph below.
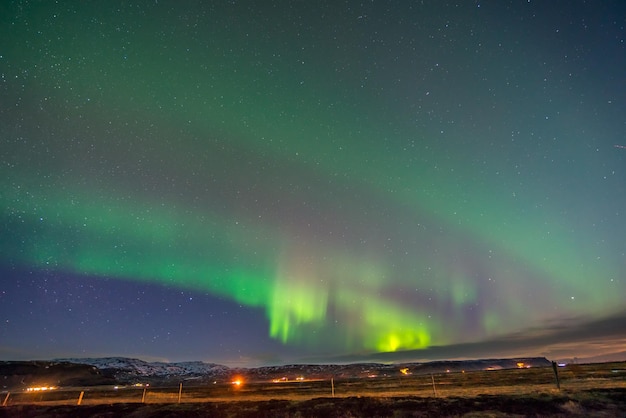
[2,1,626,367]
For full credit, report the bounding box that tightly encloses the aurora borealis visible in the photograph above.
[1,1,626,366]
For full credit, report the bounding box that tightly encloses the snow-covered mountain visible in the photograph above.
[54,357,233,382]
[54,357,230,378]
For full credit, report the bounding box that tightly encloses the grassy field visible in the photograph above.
[1,362,625,417]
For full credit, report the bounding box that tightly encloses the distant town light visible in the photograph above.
[26,386,57,392]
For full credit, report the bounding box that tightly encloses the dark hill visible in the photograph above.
[0,361,116,391]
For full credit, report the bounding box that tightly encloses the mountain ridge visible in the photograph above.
[1,356,553,390]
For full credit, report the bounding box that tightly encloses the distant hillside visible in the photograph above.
[1,357,552,391]
[0,361,116,391]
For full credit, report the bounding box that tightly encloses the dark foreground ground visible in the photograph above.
[2,363,625,416]
[1,388,625,418]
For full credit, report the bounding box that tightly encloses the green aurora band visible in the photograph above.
[1,2,623,356]
[1,176,439,352]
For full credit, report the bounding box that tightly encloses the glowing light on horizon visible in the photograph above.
[26,386,57,392]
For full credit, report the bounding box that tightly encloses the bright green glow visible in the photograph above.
[333,286,434,352]
[268,281,328,343]
[371,322,431,353]
[376,330,430,353]
[268,255,329,342]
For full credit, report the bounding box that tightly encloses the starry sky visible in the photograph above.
[1,1,626,367]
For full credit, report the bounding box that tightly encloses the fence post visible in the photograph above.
[331,377,335,397]
[2,392,9,407]
[551,361,560,390]
[141,387,147,403]
[77,391,85,405]
[431,374,437,397]
[178,383,183,403]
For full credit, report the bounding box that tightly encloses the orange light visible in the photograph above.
[26,386,57,392]
[231,377,244,387]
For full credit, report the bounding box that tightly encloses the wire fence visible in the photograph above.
[2,362,625,407]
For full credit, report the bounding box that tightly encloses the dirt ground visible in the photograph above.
[1,388,625,417]
[1,362,625,417]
